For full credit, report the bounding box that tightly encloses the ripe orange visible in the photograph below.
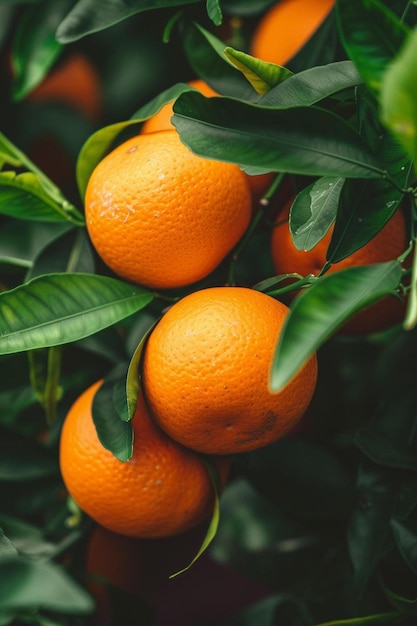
[28,52,102,120]
[142,286,318,455]
[250,0,335,67]
[140,79,275,205]
[84,129,252,289]
[59,380,230,538]
[270,199,409,334]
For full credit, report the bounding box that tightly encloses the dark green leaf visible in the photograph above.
[268,262,402,392]
[0,556,94,613]
[0,273,153,355]
[0,221,71,269]
[290,177,344,251]
[0,428,58,481]
[258,61,362,108]
[391,518,417,574]
[0,529,18,560]
[380,26,417,163]
[348,462,397,597]
[206,0,222,26]
[56,0,198,43]
[11,0,72,100]
[181,20,259,100]
[173,92,385,178]
[92,373,133,462]
[0,515,56,559]
[336,0,409,96]
[27,228,95,280]
[226,595,281,626]
[314,612,401,625]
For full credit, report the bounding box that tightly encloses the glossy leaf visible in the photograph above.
[92,372,133,462]
[224,47,293,96]
[0,273,153,355]
[56,0,199,43]
[181,20,259,100]
[258,60,362,108]
[76,82,192,197]
[0,556,94,613]
[11,0,72,100]
[290,177,344,251]
[336,0,409,96]
[268,262,402,392]
[380,26,417,163]
[173,92,385,178]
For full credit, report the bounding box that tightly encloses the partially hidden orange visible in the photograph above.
[270,198,409,334]
[142,286,318,455]
[84,129,252,289]
[250,0,335,67]
[59,381,230,538]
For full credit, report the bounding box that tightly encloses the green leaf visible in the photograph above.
[0,273,153,355]
[380,25,417,163]
[391,517,417,575]
[258,60,363,108]
[224,47,293,96]
[0,221,71,269]
[290,177,344,251]
[315,612,400,625]
[76,82,192,198]
[268,262,402,392]
[56,0,199,43]
[11,0,72,100]
[206,0,222,26]
[173,92,386,178]
[170,458,221,578]
[336,0,409,96]
[0,515,56,560]
[92,372,133,462]
[0,530,18,561]
[0,556,94,614]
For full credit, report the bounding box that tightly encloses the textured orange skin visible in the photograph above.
[142,286,318,455]
[28,53,101,120]
[271,201,409,334]
[59,381,230,538]
[85,130,252,289]
[250,0,335,67]
[140,79,275,205]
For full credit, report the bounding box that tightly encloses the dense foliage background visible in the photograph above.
[1,0,417,624]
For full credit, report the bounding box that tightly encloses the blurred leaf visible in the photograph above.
[56,0,198,43]
[0,530,18,560]
[0,221,71,269]
[224,47,293,96]
[0,428,57,481]
[226,595,281,626]
[26,228,95,280]
[268,262,402,392]
[206,0,222,25]
[315,612,400,624]
[0,515,56,559]
[0,273,153,355]
[220,0,272,17]
[0,556,94,613]
[290,177,344,251]
[380,25,417,164]
[76,81,192,197]
[11,0,73,100]
[92,371,133,462]
[348,462,397,597]
[181,20,259,100]
[258,61,362,108]
[391,518,417,575]
[173,92,385,178]
[336,0,409,96]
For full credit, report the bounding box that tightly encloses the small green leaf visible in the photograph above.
[206,0,222,26]
[380,26,417,163]
[224,47,292,95]
[92,373,133,462]
[269,262,402,392]
[0,273,153,355]
[290,177,344,251]
[170,458,221,578]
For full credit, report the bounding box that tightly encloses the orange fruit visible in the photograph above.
[250,0,335,67]
[84,129,252,289]
[270,199,409,334]
[28,52,102,120]
[142,286,318,455]
[140,79,275,205]
[59,380,230,538]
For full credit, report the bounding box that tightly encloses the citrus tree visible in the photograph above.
[1,0,417,624]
